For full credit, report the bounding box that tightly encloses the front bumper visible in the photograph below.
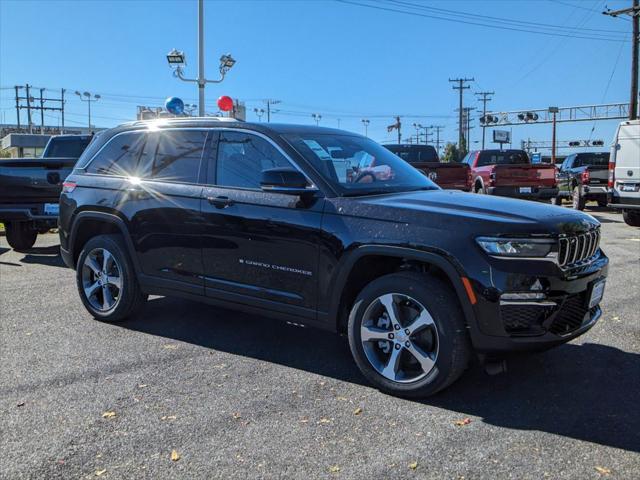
[464,251,608,354]
[486,186,559,200]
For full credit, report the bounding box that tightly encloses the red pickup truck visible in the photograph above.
[384,144,472,191]
[462,149,558,200]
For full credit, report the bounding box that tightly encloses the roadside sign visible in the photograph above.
[531,152,542,163]
[493,130,511,144]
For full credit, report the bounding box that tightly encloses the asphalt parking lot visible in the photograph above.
[1,207,639,479]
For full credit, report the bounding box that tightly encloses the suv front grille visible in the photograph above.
[558,229,600,268]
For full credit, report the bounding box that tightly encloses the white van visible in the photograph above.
[608,119,640,226]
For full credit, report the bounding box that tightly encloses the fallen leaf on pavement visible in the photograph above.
[170,450,181,462]
[300,416,309,423]
[102,411,116,419]
[95,469,107,476]
[161,415,177,421]
[163,344,178,350]
[329,465,340,473]
[138,384,147,388]
[455,418,471,426]
[318,417,331,424]
[595,466,611,476]
[232,412,241,420]
[353,407,363,415]
[16,401,25,407]
[409,461,418,470]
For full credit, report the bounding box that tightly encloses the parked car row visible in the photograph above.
[382,119,639,227]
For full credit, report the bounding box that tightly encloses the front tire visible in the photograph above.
[76,234,147,322]
[623,210,640,227]
[5,222,37,251]
[347,272,471,398]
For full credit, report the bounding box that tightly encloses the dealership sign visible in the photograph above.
[493,130,511,144]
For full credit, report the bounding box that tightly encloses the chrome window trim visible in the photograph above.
[81,127,211,174]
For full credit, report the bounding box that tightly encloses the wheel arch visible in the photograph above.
[474,176,485,192]
[69,211,141,273]
[330,245,476,335]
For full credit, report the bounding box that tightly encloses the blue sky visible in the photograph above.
[0,0,633,151]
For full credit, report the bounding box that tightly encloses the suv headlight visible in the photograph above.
[476,237,555,258]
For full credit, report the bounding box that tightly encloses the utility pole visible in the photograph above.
[549,106,559,164]
[449,77,473,156]
[14,86,21,129]
[264,99,281,122]
[604,0,639,120]
[39,88,45,134]
[475,91,494,149]
[464,107,475,148]
[396,116,401,143]
[25,84,33,133]
[61,88,66,134]
[430,125,444,155]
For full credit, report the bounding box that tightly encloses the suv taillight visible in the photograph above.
[466,168,473,190]
[581,169,590,185]
[608,161,615,188]
[62,181,77,193]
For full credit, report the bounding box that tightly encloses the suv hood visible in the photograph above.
[333,190,599,236]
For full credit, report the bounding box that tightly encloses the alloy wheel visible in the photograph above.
[360,293,439,383]
[81,248,123,312]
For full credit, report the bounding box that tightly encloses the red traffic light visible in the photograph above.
[217,95,234,112]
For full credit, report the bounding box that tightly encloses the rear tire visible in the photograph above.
[76,234,147,322]
[475,183,486,195]
[597,200,608,208]
[347,272,471,398]
[550,196,562,206]
[572,186,586,210]
[5,222,37,251]
[623,210,640,227]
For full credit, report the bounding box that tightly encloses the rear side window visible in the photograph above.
[576,153,610,168]
[149,130,207,183]
[45,136,92,158]
[477,151,529,166]
[214,131,291,188]
[86,132,147,176]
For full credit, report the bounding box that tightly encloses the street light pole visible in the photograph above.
[197,0,205,117]
[167,0,236,117]
[361,119,370,136]
[76,91,100,130]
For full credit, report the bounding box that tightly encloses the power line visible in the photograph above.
[383,0,625,34]
[336,0,628,42]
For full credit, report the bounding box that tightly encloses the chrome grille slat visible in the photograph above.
[558,228,600,268]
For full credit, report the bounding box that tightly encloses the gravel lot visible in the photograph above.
[1,207,638,479]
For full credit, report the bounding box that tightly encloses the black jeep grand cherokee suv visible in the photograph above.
[59,119,608,397]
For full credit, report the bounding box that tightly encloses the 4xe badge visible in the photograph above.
[428,171,438,181]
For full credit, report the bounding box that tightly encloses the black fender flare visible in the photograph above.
[69,211,141,273]
[329,245,478,335]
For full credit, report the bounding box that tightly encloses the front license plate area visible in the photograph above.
[44,203,59,215]
[588,279,606,309]
[519,187,532,194]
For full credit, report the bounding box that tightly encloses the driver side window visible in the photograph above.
[214,131,292,189]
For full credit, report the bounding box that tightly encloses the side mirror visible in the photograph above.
[260,168,315,195]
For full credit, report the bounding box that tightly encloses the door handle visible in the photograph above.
[207,195,234,209]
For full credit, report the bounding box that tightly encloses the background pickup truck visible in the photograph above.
[0,134,92,250]
[463,149,558,200]
[551,152,609,210]
[383,144,472,191]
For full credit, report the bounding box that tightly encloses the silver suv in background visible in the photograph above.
[608,119,640,226]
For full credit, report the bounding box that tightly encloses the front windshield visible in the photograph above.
[283,133,438,195]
